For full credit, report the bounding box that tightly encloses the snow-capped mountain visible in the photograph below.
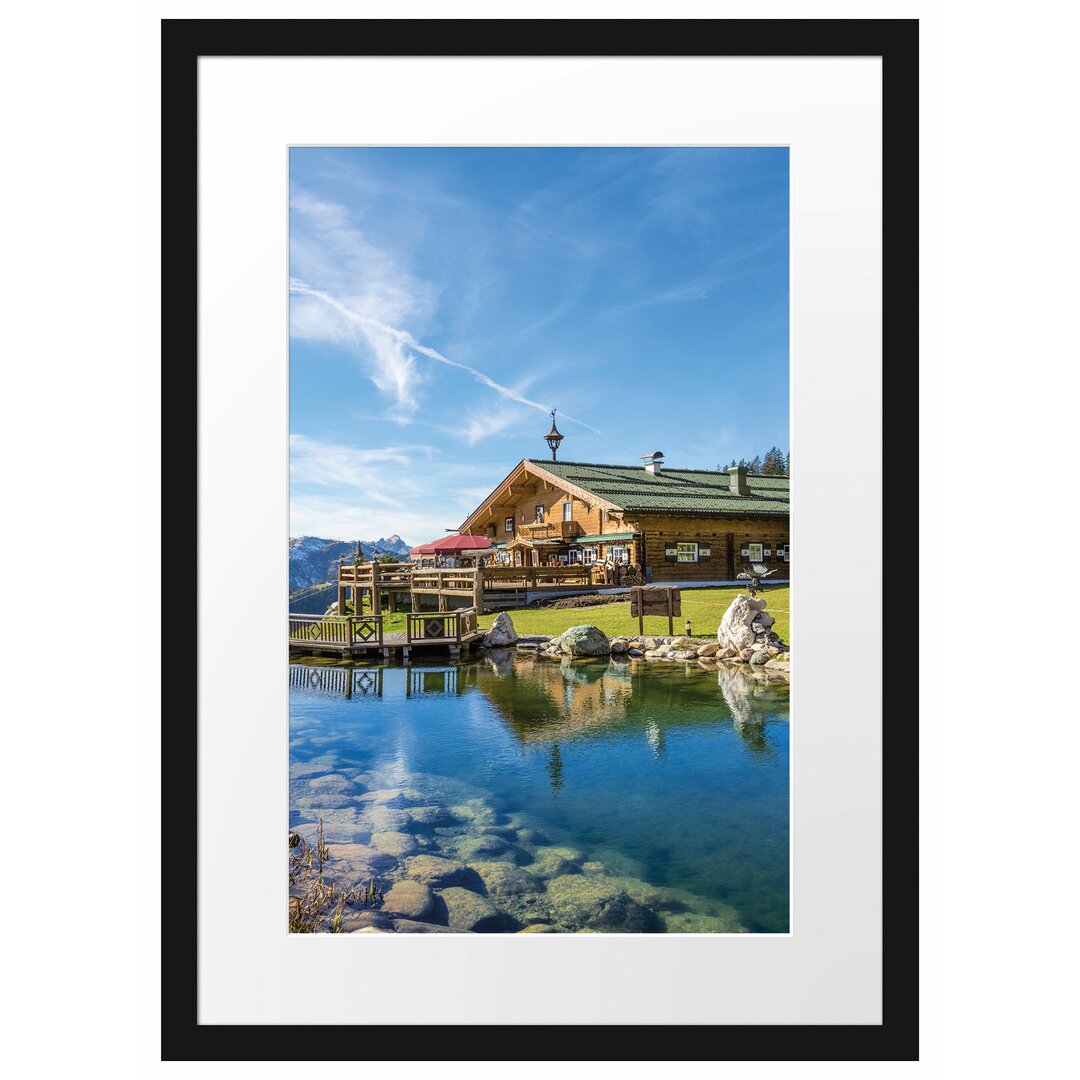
[288,534,412,592]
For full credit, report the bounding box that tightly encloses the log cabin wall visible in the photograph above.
[630,513,790,582]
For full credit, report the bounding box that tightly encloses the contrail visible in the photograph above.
[290,279,608,440]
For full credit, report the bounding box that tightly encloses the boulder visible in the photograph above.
[627,648,645,658]
[408,805,459,828]
[609,638,629,654]
[369,831,419,857]
[669,649,698,661]
[438,887,518,932]
[403,854,476,889]
[524,846,586,879]
[391,919,464,934]
[381,880,441,922]
[559,625,611,657]
[545,875,660,933]
[339,908,394,933]
[454,833,519,862]
[750,651,770,665]
[470,861,542,897]
[717,594,768,654]
[697,642,720,657]
[483,611,519,648]
[517,923,559,934]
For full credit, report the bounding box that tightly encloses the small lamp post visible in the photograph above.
[544,409,564,461]
[685,618,692,637]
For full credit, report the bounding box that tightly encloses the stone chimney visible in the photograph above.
[727,464,749,495]
[641,451,664,476]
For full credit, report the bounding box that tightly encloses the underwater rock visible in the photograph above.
[453,834,520,862]
[483,612,519,648]
[369,831,419,857]
[403,854,477,890]
[559,625,611,657]
[438,887,519,933]
[382,880,442,922]
[517,923,559,933]
[545,875,660,933]
[325,842,398,876]
[391,919,465,934]
[660,910,747,934]
[358,787,427,808]
[408,805,460,828]
[469,861,542,897]
[515,828,549,847]
[340,908,394,933]
[361,806,413,833]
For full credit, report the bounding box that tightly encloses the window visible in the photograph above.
[747,542,763,561]
[676,542,699,563]
[567,549,582,564]
[562,500,573,521]
[534,505,545,523]
[582,547,597,565]
[504,516,514,534]
[609,545,628,565]
[781,544,790,563]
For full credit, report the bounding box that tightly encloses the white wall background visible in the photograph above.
[1,0,1077,1077]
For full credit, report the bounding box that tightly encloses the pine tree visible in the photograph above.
[785,451,790,477]
[761,446,787,476]
[748,455,763,474]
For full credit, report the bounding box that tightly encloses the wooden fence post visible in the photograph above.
[370,560,382,615]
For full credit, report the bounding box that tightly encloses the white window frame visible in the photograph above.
[609,545,628,565]
[562,500,573,521]
[747,542,764,562]
[781,543,790,563]
[504,516,514,534]
[582,547,597,565]
[534,505,545,523]
[567,548,582,564]
[676,542,699,563]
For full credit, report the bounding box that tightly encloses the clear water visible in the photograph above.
[290,652,789,932]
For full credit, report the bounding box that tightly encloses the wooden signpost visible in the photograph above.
[630,586,681,635]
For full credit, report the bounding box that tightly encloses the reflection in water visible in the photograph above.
[547,741,564,794]
[289,652,789,931]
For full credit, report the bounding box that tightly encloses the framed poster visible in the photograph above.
[163,18,917,1060]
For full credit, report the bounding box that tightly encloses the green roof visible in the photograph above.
[575,532,635,543]
[527,459,789,517]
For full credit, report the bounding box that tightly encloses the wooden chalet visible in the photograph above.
[459,450,789,583]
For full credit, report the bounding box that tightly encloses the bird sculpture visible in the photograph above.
[736,562,779,598]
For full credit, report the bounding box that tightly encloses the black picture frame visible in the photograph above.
[162,18,918,1061]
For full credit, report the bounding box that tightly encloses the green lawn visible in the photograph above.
[476,586,790,645]
[331,586,790,645]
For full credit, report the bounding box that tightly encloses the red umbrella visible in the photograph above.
[409,541,439,555]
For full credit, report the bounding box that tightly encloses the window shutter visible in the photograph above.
[763,548,771,558]
[699,546,711,562]
[740,546,750,557]
[664,544,678,562]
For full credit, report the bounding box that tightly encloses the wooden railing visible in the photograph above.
[410,568,479,592]
[338,561,414,588]
[405,607,478,644]
[481,565,601,589]
[288,613,384,646]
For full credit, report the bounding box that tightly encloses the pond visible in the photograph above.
[289,650,789,933]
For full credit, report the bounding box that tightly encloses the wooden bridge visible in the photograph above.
[288,607,483,661]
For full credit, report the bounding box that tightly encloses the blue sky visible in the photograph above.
[290,147,789,546]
